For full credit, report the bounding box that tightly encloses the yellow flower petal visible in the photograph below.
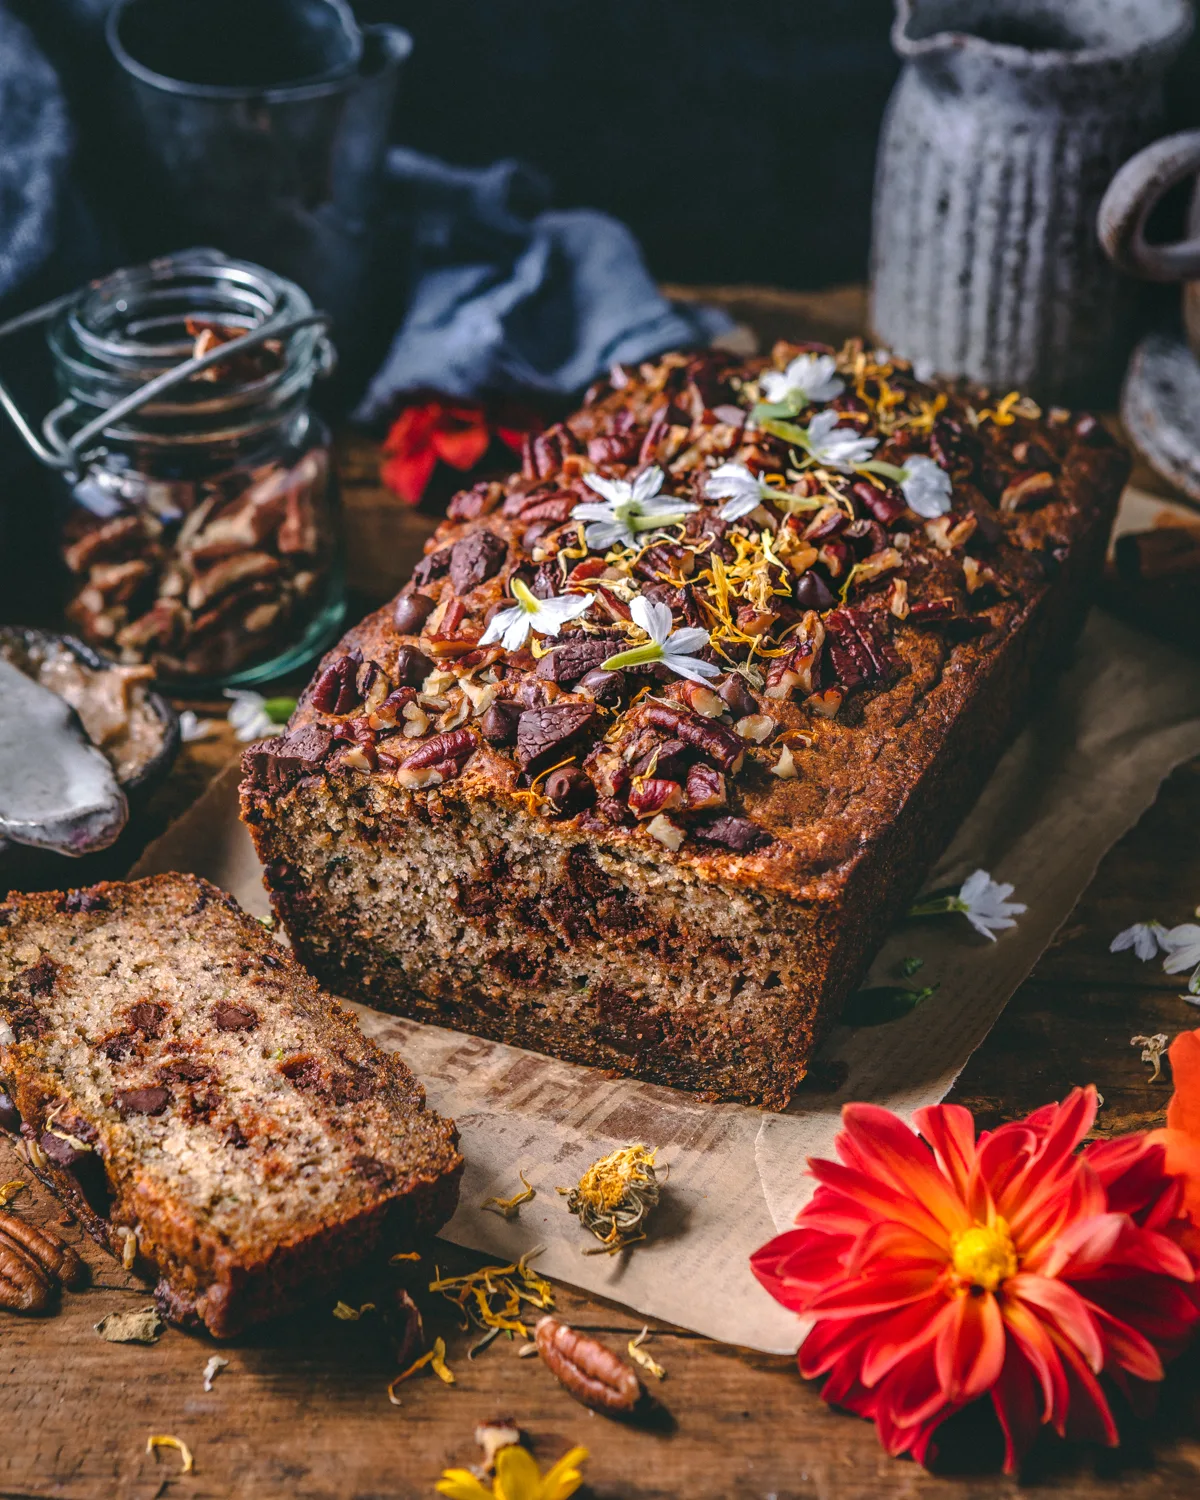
[435,1467,494,1500]
[493,1445,543,1500]
[534,1446,590,1500]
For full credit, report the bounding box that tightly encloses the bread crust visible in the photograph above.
[0,874,462,1335]
[242,345,1128,1107]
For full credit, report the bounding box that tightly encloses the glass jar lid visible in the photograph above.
[44,248,334,455]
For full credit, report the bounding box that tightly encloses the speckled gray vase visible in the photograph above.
[870,0,1193,403]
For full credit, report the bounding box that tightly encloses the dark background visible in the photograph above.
[9,0,1200,307]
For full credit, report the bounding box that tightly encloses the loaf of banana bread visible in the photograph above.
[242,342,1128,1109]
[0,874,462,1335]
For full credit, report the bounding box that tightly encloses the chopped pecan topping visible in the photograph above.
[823,607,896,692]
[645,704,743,774]
[404,729,476,773]
[311,652,363,715]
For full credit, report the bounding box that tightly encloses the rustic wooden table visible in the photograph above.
[3,288,1200,1500]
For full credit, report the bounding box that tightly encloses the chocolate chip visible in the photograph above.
[693,816,772,852]
[480,700,521,746]
[393,644,434,688]
[718,673,758,718]
[393,591,436,634]
[580,666,625,704]
[534,638,612,684]
[792,571,836,612]
[114,1087,170,1118]
[544,766,595,816]
[213,1002,258,1033]
[411,547,451,587]
[352,1154,395,1192]
[449,531,507,595]
[516,703,597,772]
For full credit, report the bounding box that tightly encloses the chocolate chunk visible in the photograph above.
[213,1002,259,1033]
[449,531,507,595]
[535,638,612,684]
[20,956,60,998]
[580,666,625,704]
[516,703,597,771]
[393,592,436,634]
[114,1087,170,1118]
[224,1122,249,1149]
[393,644,434,688]
[352,1154,395,1191]
[792,571,836,612]
[693,816,772,852]
[411,547,451,587]
[128,1002,166,1038]
[60,889,109,914]
[40,1129,88,1169]
[0,1090,21,1133]
[244,725,333,797]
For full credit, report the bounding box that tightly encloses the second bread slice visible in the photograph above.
[0,873,462,1336]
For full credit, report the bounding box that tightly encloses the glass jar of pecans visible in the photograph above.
[40,249,345,687]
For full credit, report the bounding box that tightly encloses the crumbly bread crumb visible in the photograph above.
[0,874,461,1336]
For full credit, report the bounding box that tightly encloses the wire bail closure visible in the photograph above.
[0,253,334,482]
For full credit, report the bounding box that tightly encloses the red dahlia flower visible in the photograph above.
[381,399,540,504]
[751,1088,1200,1473]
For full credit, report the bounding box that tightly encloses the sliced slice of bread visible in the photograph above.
[0,873,461,1337]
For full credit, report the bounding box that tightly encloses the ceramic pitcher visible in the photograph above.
[870,0,1193,402]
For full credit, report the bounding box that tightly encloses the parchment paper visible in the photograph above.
[132,562,1200,1354]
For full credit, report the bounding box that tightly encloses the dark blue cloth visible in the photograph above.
[354,148,733,418]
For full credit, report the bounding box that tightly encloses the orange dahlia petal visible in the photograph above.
[809,1156,951,1245]
[840,1104,972,1233]
[1007,1274,1104,1374]
[806,1265,942,1318]
[1047,1328,1120,1448]
[1086,1300,1164,1383]
[991,1341,1047,1475]
[857,1295,952,1388]
[1001,1295,1069,1431]
[1166,1028,1200,1141]
[934,1289,1007,1404]
[913,1102,977,1199]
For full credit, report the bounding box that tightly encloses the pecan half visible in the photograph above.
[0,1211,85,1290]
[404,728,476,773]
[645,705,743,774]
[311,652,363,715]
[0,1234,51,1312]
[534,1316,642,1415]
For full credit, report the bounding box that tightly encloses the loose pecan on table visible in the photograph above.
[0,1209,86,1312]
[534,1315,643,1415]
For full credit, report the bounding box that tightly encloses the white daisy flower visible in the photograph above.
[798,408,879,472]
[601,595,720,685]
[1110,922,1169,963]
[1161,923,1200,994]
[572,466,698,549]
[898,455,953,519]
[703,462,786,522]
[910,868,1026,941]
[178,709,221,743]
[224,689,287,742]
[478,577,592,652]
[759,352,844,408]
